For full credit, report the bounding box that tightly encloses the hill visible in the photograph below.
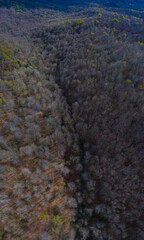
[0,3,144,240]
[0,0,144,15]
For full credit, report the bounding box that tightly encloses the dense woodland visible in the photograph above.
[0,2,144,240]
[0,0,144,16]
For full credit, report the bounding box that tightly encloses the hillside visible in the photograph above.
[0,0,144,16]
[0,2,144,240]
[1,0,88,10]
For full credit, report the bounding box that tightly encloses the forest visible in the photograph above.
[0,0,144,13]
[0,1,144,240]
